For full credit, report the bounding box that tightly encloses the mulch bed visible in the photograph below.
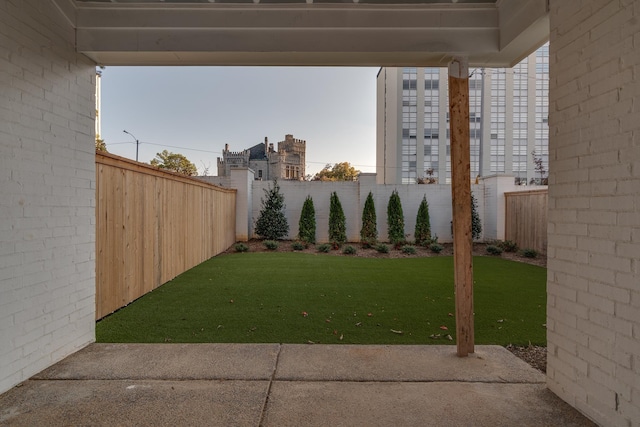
[226,240,547,268]
[225,239,548,372]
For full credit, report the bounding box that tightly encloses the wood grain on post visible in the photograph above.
[448,57,475,357]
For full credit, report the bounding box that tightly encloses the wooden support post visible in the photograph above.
[448,57,474,357]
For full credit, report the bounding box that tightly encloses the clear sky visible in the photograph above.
[99,66,380,176]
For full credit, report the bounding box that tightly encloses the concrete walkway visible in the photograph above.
[0,344,594,426]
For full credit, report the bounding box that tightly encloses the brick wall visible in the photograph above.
[547,1,640,425]
[202,173,532,245]
[0,0,96,394]
[248,175,498,243]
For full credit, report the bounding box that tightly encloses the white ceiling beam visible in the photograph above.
[494,0,549,66]
[77,27,498,62]
[51,0,548,67]
[50,0,77,27]
[75,4,498,29]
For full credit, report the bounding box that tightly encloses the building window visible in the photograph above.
[490,68,506,174]
[512,58,528,182]
[534,42,550,184]
[402,67,418,183]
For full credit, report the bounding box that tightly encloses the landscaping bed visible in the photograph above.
[228,239,547,268]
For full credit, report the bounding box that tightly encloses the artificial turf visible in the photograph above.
[96,253,547,346]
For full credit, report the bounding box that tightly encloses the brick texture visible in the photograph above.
[247,177,499,244]
[547,1,640,426]
[0,0,95,394]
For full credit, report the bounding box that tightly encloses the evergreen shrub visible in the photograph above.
[414,195,432,246]
[387,190,405,246]
[360,192,378,247]
[255,180,289,240]
[328,192,347,247]
[298,195,316,244]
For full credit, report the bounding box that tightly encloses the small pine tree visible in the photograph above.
[471,192,482,241]
[360,191,377,245]
[328,191,346,246]
[298,195,316,244]
[414,195,431,246]
[255,180,289,240]
[387,190,405,245]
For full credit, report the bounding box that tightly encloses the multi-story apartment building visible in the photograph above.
[217,134,306,181]
[376,43,549,185]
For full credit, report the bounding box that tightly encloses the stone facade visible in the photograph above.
[217,134,306,181]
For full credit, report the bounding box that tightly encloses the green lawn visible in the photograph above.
[96,253,547,346]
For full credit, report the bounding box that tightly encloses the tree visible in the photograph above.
[328,191,346,246]
[471,192,482,241]
[360,191,377,246]
[255,180,289,240]
[531,150,548,185]
[298,195,316,244]
[313,162,360,181]
[95,138,107,152]
[387,190,405,245]
[416,168,437,184]
[414,195,431,246]
[200,161,211,176]
[150,150,197,176]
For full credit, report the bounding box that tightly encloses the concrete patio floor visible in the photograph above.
[0,344,595,426]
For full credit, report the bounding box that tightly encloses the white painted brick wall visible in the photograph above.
[0,0,96,394]
[249,178,484,244]
[209,172,531,245]
[547,1,640,426]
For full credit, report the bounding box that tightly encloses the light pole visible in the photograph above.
[123,130,139,162]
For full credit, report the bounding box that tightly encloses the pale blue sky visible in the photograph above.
[100,67,379,176]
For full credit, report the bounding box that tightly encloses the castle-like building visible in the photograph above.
[217,134,306,180]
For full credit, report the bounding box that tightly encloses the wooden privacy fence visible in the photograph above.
[504,189,548,254]
[96,152,236,320]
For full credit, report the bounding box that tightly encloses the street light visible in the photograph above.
[122,130,139,162]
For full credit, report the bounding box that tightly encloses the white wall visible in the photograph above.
[248,174,501,244]
[0,0,96,394]
[482,175,528,241]
[547,1,640,425]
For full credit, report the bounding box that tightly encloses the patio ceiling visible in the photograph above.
[53,0,548,67]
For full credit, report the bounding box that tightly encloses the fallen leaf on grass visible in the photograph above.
[367,313,373,317]
[439,325,448,330]
[355,322,362,327]
[448,313,454,317]
[390,329,404,335]
[446,334,453,341]
[339,334,344,341]
[302,311,308,317]
[429,334,441,339]
[325,319,331,323]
